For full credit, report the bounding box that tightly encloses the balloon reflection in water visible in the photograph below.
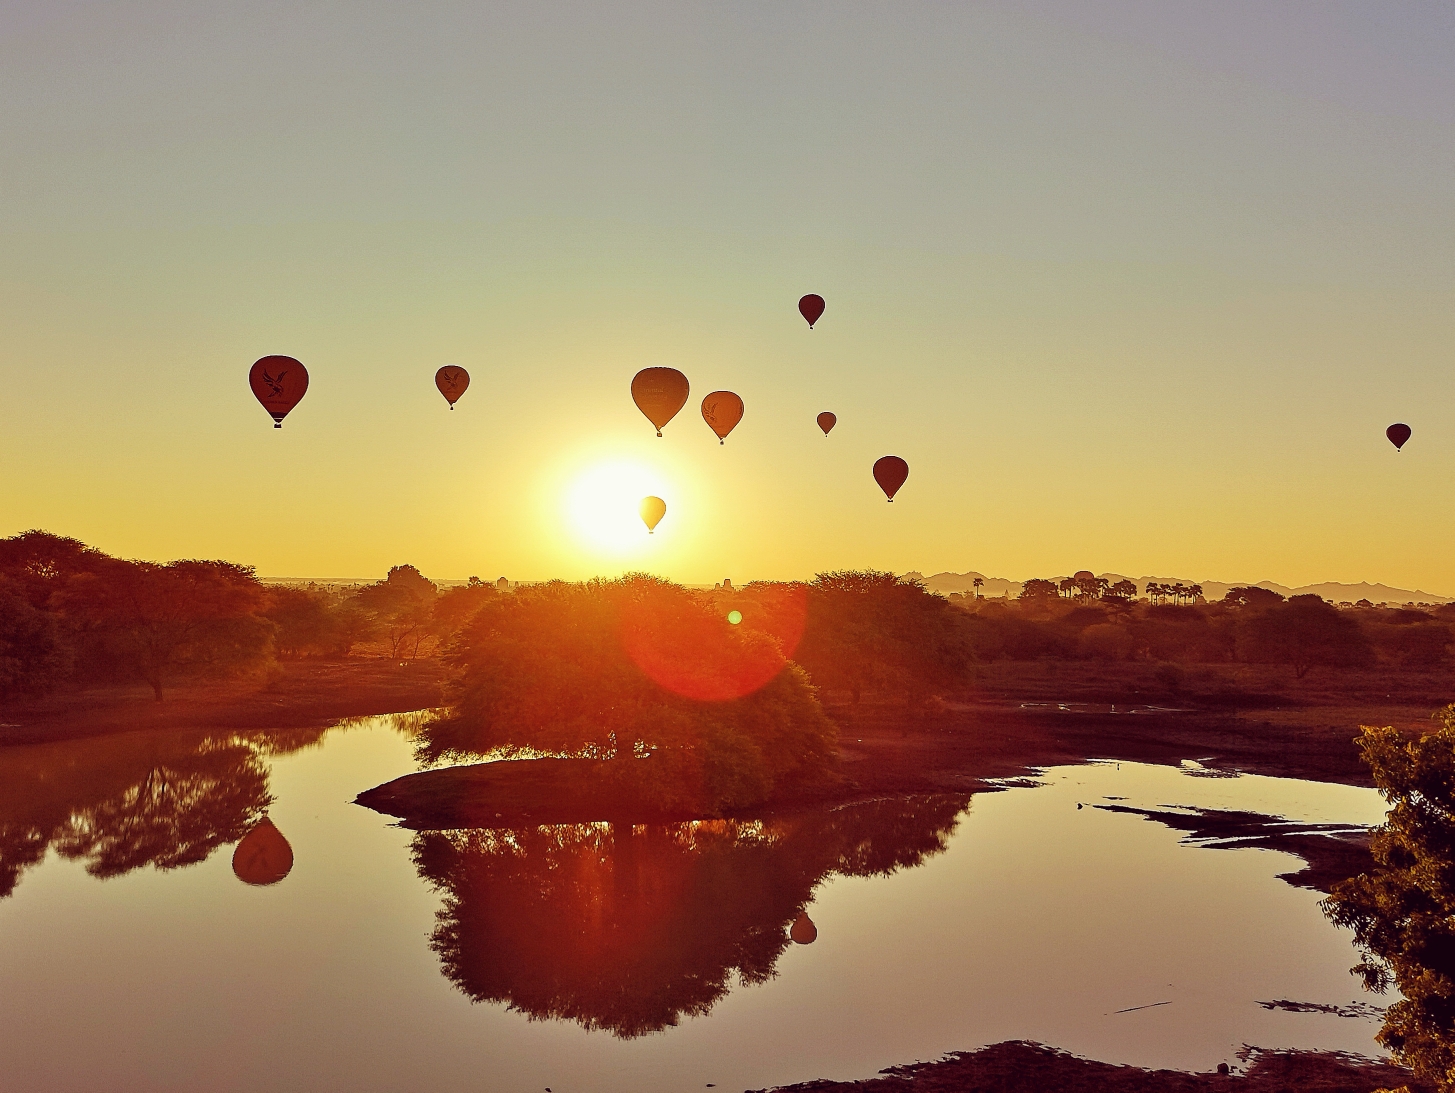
[411,794,968,1037]
[232,816,294,886]
[790,912,817,945]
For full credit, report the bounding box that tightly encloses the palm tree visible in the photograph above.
[972,577,983,599]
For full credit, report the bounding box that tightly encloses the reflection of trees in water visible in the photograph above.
[0,725,326,898]
[413,794,969,1038]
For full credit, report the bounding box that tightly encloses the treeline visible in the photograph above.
[0,531,499,702]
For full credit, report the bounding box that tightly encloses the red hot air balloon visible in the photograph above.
[436,365,470,409]
[249,356,309,428]
[873,456,909,501]
[1387,423,1412,451]
[631,368,690,436]
[799,294,825,329]
[701,391,744,444]
[231,817,294,886]
[816,412,836,436]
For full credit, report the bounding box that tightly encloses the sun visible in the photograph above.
[564,458,676,555]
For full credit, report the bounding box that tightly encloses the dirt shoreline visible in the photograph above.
[746,1040,1427,1092]
[0,658,446,746]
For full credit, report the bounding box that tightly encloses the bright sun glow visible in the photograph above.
[564,459,676,555]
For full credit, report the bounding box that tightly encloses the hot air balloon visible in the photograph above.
[873,456,909,502]
[232,817,294,886]
[790,912,817,945]
[1387,423,1412,451]
[701,391,744,444]
[817,412,836,436]
[640,496,666,534]
[249,356,309,428]
[631,368,690,436]
[799,294,825,329]
[436,365,470,409]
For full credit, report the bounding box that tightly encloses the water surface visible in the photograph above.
[0,716,1390,1091]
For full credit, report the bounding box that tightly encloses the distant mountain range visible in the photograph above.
[907,570,1454,605]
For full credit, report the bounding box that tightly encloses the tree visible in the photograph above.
[1223,585,1286,609]
[1107,579,1139,602]
[1323,707,1455,1091]
[58,558,273,700]
[795,571,970,705]
[356,565,438,658]
[1241,594,1374,678]
[1019,579,1059,602]
[0,578,71,701]
[972,577,984,599]
[418,576,835,814]
[431,578,498,650]
[263,586,337,659]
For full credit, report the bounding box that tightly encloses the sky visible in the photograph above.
[1,2,1452,590]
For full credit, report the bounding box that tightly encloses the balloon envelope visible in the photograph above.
[631,368,690,436]
[798,294,825,328]
[249,356,309,428]
[640,495,666,533]
[873,456,909,501]
[436,365,470,408]
[1387,423,1412,450]
[816,411,836,436]
[790,912,817,944]
[701,391,744,444]
[232,817,294,886]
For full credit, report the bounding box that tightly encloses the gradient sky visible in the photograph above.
[2,2,1452,589]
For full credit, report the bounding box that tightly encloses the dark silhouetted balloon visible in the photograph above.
[232,817,294,886]
[790,912,817,944]
[249,356,309,428]
[1387,423,1412,451]
[640,496,666,534]
[817,412,836,436]
[701,391,744,444]
[798,294,825,329]
[436,365,470,409]
[873,456,909,502]
[632,368,690,436]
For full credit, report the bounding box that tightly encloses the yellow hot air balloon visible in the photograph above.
[640,496,666,534]
[232,816,294,886]
[631,368,690,436]
[790,911,817,945]
[701,391,744,444]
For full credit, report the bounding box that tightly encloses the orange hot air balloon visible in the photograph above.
[790,912,817,945]
[873,456,909,502]
[640,496,666,534]
[249,356,309,428]
[701,391,744,444]
[799,294,825,329]
[436,365,470,409]
[1387,423,1412,451]
[631,368,690,436]
[816,411,836,436]
[231,817,294,886]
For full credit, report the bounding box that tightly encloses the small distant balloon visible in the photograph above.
[701,391,744,444]
[640,495,666,534]
[798,294,825,329]
[873,456,909,502]
[631,368,691,437]
[249,356,309,428]
[232,817,294,886]
[435,365,470,409]
[816,412,836,436]
[790,912,817,944]
[1387,423,1412,451]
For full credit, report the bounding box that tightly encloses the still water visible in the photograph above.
[0,716,1390,1092]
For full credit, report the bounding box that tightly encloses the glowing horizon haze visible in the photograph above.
[1,3,1451,592]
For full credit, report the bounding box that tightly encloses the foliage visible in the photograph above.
[0,578,72,701]
[418,575,836,814]
[1240,594,1375,678]
[795,570,970,704]
[1323,707,1455,1091]
[356,564,438,658]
